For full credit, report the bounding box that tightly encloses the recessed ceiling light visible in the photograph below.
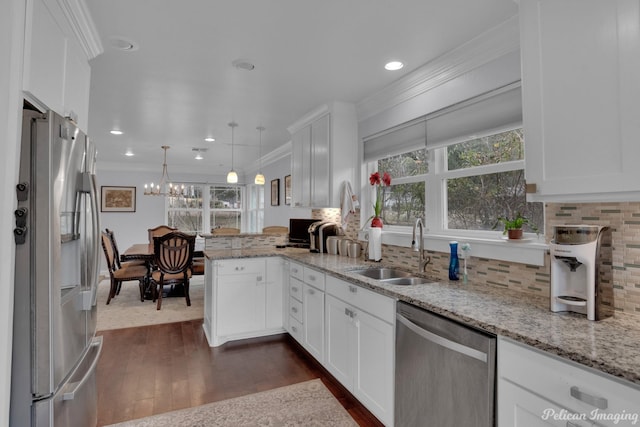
[195,153,203,160]
[109,37,139,52]
[385,61,404,71]
[125,150,134,157]
[232,58,255,71]
[204,137,215,142]
[110,130,123,135]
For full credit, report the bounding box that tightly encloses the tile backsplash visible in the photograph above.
[314,202,640,317]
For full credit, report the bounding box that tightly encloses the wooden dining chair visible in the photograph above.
[210,227,240,235]
[148,224,177,243]
[262,225,288,235]
[151,231,195,310]
[105,228,145,269]
[101,232,148,304]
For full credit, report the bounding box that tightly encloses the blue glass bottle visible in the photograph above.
[449,241,460,280]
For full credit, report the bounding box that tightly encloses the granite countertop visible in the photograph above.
[204,248,640,387]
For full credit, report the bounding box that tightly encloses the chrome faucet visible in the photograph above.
[412,218,431,272]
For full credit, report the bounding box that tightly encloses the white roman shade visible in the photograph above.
[363,119,426,162]
[363,83,522,161]
[426,84,522,149]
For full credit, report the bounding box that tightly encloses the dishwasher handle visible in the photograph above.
[396,312,488,363]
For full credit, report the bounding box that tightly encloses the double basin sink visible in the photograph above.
[349,267,430,286]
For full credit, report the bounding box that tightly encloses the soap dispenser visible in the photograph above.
[449,241,459,281]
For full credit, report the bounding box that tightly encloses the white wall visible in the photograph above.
[262,154,312,227]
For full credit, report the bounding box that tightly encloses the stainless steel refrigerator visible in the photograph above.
[11,109,103,426]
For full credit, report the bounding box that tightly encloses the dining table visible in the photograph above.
[121,243,203,299]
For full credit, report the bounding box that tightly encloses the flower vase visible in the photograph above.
[371,216,383,228]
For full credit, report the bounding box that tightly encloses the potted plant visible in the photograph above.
[493,212,539,240]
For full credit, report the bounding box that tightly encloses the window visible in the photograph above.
[166,184,245,233]
[210,186,242,229]
[365,83,544,238]
[167,185,203,232]
[246,184,264,232]
[377,149,427,227]
[444,129,543,233]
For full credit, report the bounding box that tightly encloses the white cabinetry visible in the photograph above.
[23,0,98,131]
[288,102,357,208]
[204,257,285,347]
[498,337,640,427]
[325,276,395,426]
[520,0,640,202]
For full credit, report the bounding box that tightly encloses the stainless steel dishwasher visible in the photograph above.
[395,301,496,427]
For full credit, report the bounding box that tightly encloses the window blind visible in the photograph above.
[363,83,522,161]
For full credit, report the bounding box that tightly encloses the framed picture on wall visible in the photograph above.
[271,179,280,206]
[284,175,292,205]
[101,186,136,212]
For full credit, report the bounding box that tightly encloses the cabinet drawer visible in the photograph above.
[289,261,304,281]
[216,259,265,276]
[499,337,640,427]
[289,316,303,344]
[289,297,303,323]
[303,267,325,290]
[289,277,303,302]
[326,275,395,324]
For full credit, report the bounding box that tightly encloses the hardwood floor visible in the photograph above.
[96,319,384,426]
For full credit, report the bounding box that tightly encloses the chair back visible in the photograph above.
[211,227,240,236]
[104,228,122,268]
[148,225,177,243]
[153,231,195,275]
[101,232,117,275]
[262,225,288,235]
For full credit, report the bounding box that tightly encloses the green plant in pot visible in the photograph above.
[493,212,539,240]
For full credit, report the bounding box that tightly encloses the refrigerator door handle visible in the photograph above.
[83,172,101,306]
[62,336,103,401]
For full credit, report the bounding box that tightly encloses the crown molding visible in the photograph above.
[56,0,103,59]
[245,141,293,174]
[356,15,520,121]
[286,104,330,135]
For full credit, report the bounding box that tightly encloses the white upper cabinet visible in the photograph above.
[23,0,101,131]
[288,101,358,208]
[520,0,640,202]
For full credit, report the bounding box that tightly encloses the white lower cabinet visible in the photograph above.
[325,276,395,427]
[302,282,325,363]
[498,337,640,427]
[204,257,285,347]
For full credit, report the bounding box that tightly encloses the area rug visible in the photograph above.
[105,379,358,427]
[96,276,204,331]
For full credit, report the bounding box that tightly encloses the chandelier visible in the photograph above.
[144,145,185,197]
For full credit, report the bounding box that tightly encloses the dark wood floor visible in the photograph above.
[96,319,384,426]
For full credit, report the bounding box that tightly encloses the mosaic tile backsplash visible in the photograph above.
[314,203,640,317]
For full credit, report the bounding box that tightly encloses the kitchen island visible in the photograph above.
[203,247,640,387]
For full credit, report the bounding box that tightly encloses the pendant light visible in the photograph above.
[143,145,185,197]
[254,126,265,185]
[226,121,238,184]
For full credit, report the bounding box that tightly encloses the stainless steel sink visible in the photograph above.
[350,267,412,280]
[381,277,431,286]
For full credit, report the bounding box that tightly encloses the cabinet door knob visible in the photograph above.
[291,286,298,292]
[349,285,357,293]
[291,307,298,313]
[308,274,316,281]
[291,326,298,333]
[308,288,315,295]
[569,386,608,410]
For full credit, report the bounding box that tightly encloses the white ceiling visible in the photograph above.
[86,0,518,177]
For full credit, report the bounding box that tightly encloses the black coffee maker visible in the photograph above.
[308,221,341,253]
